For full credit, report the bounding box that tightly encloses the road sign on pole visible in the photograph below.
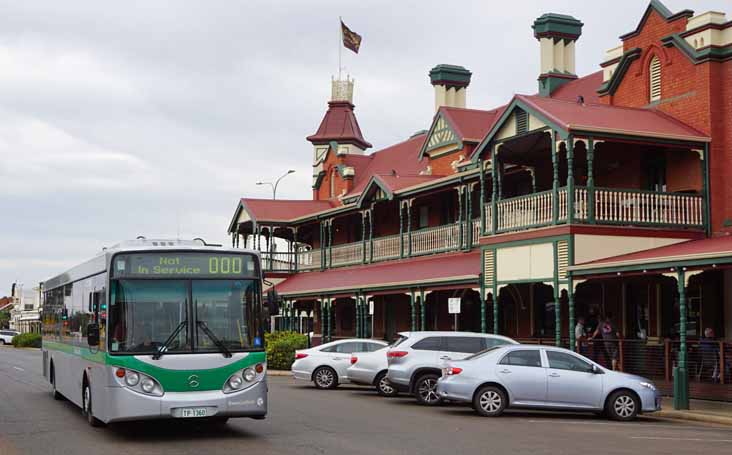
[448,298,461,331]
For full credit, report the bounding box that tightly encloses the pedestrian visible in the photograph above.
[699,328,720,382]
[594,313,621,370]
[574,316,586,355]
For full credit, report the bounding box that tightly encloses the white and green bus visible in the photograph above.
[41,238,269,426]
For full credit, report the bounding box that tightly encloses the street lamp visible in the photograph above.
[256,169,295,200]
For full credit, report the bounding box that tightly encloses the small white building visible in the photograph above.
[9,284,42,334]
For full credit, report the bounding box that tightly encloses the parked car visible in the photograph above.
[436,344,661,421]
[386,331,517,405]
[347,346,397,396]
[292,338,388,389]
[0,330,20,345]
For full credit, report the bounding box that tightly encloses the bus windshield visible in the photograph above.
[109,278,262,354]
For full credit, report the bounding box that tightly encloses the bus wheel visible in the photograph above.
[83,382,104,427]
[50,365,63,400]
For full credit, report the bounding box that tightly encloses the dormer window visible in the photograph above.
[649,56,661,102]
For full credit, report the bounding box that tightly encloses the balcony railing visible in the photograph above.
[485,186,703,234]
[261,218,480,272]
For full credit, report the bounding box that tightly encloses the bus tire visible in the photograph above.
[50,364,63,401]
[83,382,104,427]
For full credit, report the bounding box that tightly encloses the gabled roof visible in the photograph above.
[275,251,480,296]
[549,71,603,104]
[619,0,693,41]
[228,198,336,231]
[355,174,438,208]
[307,101,372,149]
[517,94,710,142]
[570,236,732,274]
[440,107,501,142]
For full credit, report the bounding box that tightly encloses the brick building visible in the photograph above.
[228,1,731,404]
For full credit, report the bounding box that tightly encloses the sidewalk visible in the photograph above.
[654,397,732,426]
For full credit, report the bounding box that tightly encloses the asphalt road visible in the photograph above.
[1,347,731,455]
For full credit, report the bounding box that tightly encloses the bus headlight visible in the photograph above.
[114,367,164,397]
[223,363,265,394]
[125,371,140,387]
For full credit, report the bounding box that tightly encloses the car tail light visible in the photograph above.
[350,356,358,365]
[387,350,408,358]
[447,367,462,375]
[295,353,308,360]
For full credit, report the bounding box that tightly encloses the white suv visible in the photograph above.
[386,331,518,405]
[0,330,20,345]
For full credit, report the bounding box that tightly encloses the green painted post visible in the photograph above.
[492,287,499,334]
[327,298,333,342]
[673,270,689,409]
[319,221,325,270]
[369,210,374,263]
[361,212,367,264]
[701,146,710,237]
[567,136,575,225]
[554,241,561,347]
[420,289,426,330]
[552,133,559,224]
[480,286,486,333]
[407,203,413,257]
[355,295,361,338]
[568,279,575,350]
[491,147,498,234]
[457,187,464,249]
[587,138,595,224]
[466,185,473,249]
[399,203,405,258]
[410,290,416,331]
[479,160,486,235]
[293,228,299,272]
[328,221,333,268]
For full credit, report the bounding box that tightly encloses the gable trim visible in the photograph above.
[619,0,693,41]
[355,176,395,208]
[661,33,732,64]
[596,48,642,96]
[418,111,463,160]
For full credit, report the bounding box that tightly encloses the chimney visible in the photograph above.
[429,64,471,111]
[532,13,583,96]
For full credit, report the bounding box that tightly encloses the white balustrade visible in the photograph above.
[372,234,401,262]
[329,242,363,267]
[410,223,460,256]
[496,190,554,231]
[594,188,703,226]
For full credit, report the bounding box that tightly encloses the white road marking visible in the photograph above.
[12,366,24,371]
[631,436,732,443]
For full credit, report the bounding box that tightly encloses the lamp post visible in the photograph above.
[257,169,295,200]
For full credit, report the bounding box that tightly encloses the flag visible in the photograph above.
[341,20,362,54]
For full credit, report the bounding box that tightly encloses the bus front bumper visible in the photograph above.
[103,379,268,423]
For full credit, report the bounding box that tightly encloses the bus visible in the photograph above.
[41,238,269,426]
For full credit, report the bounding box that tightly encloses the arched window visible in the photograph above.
[649,56,661,102]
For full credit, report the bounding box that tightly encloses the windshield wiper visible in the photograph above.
[152,320,187,360]
[196,321,232,358]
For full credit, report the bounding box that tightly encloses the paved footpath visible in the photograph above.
[2,346,732,455]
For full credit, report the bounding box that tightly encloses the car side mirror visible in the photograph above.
[86,323,100,346]
[592,365,604,374]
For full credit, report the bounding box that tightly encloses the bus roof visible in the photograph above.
[42,238,260,291]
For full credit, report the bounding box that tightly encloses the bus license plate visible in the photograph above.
[179,407,207,418]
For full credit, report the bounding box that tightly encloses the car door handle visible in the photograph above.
[440,356,451,360]
[549,372,560,378]
[499,369,511,374]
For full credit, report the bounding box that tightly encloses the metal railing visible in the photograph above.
[410,222,460,256]
[592,187,703,226]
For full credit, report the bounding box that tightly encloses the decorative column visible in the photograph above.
[292,227,299,272]
[566,135,575,224]
[420,289,426,330]
[368,207,375,262]
[491,146,499,234]
[528,167,537,193]
[319,221,325,270]
[361,211,368,264]
[554,241,561,347]
[551,133,559,224]
[479,159,486,235]
[480,284,487,334]
[256,225,262,250]
[568,279,575,350]
[587,138,596,224]
[410,290,416,331]
[399,202,405,258]
[493,287,499,335]
[327,298,333,342]
[406,200,413,257]
[698,147,710,236]
[327,220,333,268]
[457,185,464,249]
[673,269,689,410]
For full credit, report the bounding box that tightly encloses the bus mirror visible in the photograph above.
[86,323,100,346]
[266,289,280,317]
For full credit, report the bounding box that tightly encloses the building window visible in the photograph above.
[418,206,429,229]
[649,56,661,102]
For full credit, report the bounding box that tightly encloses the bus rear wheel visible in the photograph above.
[83,382,104,427]
[50,365,63,400]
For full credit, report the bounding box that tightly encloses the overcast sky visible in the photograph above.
[0,0,726,296]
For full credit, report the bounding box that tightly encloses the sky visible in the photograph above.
[0,0,726,296]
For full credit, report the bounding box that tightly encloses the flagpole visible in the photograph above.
[338,16,342,80]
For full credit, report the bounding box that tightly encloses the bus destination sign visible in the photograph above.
[113,252,257,278]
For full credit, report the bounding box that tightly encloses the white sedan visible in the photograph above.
[346,346,398,396]
[292,339,388,389]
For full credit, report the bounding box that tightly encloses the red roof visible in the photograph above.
[440,106,502,142]
[275,251,480,295]
[239,198,335,223]
[307,101,372,149]
[571,236,732,272]
[518,94,709,142]
[549,71,603,104]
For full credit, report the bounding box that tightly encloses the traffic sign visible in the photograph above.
[448,298,461,314]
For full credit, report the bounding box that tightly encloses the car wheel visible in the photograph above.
[606,390,639,421]
[82,383,104,427]
[0,339,5,345]
[473,385,507,417]
[375,372,398,397]
[414,374,442,406]
[50,369,63,401]
[313,366,338,389]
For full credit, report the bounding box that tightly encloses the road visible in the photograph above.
[1,347,731,455]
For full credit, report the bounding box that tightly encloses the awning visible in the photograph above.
[569,236,732,276]
[275,251,480,297]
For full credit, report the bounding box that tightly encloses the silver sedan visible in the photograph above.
[291,339,388,389]
[436,344,661,421]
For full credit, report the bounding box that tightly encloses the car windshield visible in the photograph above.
[108,279,262,354]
